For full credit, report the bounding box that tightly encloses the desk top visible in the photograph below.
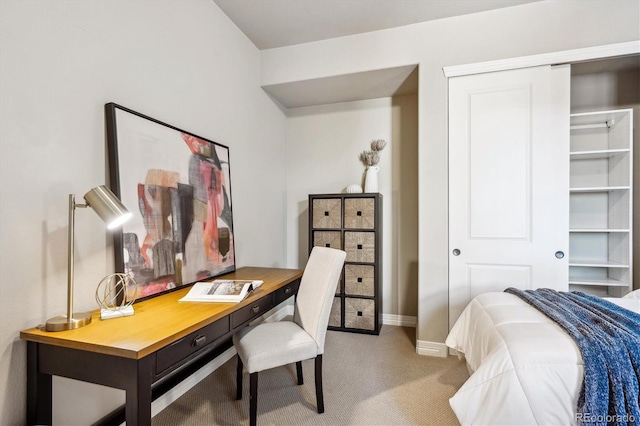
[20,267,303,359]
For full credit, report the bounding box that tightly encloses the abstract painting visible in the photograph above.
[105,103,235,301]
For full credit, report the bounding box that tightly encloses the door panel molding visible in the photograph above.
[448,65,570,327]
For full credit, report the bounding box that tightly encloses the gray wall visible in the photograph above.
[0,1,288,423]
[285,94,419,319]
[262,0,640,346]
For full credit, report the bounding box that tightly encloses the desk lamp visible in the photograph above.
[45,185,132,332]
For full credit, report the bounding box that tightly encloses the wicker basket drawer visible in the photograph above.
[344,297,375,330]
[312,198,342,229]
[344,198,375,229]
[313,231,342,249]
[329,297,342,328]
[344,264,375,296]
[344,231,375,263]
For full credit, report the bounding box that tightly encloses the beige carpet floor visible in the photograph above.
[152,325,469,425]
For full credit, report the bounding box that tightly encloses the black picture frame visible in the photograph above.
[105,103,235,301]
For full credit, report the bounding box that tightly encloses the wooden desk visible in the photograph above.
[20,267,303,426]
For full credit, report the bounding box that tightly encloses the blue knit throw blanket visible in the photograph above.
[505,288,640,426]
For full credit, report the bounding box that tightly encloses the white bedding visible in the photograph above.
[445,292,640,426]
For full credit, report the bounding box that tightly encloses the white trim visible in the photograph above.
[448,347,463,357]
[147,346,236,421]
[443,40,640,78]
[382,314,417,327]
[416,340,449,358]
[139,303,422,421]
[251,300,294,324]
[134,302,292,423]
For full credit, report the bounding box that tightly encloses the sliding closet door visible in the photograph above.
[449,65,570,326]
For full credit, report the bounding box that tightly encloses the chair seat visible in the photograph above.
[233,321,318,374]
[231,247,346,425]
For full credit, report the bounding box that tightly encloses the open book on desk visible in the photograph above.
[179,279,264,303]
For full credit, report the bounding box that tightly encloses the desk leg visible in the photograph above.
[26,341,52,426]
[125,355,153,426]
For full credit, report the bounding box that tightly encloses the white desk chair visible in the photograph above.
[232,246,346,426]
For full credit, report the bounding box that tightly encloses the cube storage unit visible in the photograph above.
[309,193,382,334]
[569,108,633,296]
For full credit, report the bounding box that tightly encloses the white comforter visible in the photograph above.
[445,291,640,426]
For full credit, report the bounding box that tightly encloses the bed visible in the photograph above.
[445,289,640,425]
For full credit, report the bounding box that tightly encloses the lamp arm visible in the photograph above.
[67,195,93,319]
[48,189,121,331]
[67,197,91,321]
[67,194,76,321]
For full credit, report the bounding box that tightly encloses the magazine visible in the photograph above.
[179,279,264,303]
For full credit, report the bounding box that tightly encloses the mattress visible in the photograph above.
[445,291,640,425]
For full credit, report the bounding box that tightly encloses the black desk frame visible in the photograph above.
[25,275,300,426]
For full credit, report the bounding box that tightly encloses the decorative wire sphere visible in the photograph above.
[95,273,137,312]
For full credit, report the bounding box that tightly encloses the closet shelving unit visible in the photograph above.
[568,108,633,296]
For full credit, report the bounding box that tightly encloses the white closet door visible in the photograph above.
[448,65,570,326]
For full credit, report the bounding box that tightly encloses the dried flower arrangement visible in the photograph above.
[359,139,387,169]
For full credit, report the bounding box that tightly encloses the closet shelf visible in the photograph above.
[568,277,629,287]
[569,228,630,233]
[569,148,629,160]
[569,186,630,193]
[569,259,629,268]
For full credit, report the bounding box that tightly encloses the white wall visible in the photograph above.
[0,1,287,424]
[263,0,640,346]
[285,94,419,317]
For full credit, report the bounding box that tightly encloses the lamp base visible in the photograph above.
[45,312,92,332]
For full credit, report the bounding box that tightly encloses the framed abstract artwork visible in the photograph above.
[105,103,235,301]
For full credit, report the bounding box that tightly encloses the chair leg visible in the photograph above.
[250,372,258,426]
[236,355,243,400]
[296,361,304,385]
[315,355,324,414]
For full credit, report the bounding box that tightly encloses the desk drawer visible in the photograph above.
[156,317,229,374]
[231,296,273,328]
[273,279,300,305]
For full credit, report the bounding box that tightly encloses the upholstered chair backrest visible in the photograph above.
[293,246,346,354]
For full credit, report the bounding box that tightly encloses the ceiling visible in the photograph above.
[263,65,419,109]
[211,1,638,109]
[212,0,543,50]
[212,0,542,108]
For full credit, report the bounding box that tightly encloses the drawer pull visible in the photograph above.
[251,305,260,314]
[284,287,292,294]
[193,335,207,347]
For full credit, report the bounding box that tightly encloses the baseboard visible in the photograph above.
[264,302,294,321]
[148,346,236,420]
[382,314,416,327]
[145,304,420,420]
[142,302,293,422]
[416,340,449,358]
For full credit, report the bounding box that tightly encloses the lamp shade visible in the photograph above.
[83,185,132,229]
